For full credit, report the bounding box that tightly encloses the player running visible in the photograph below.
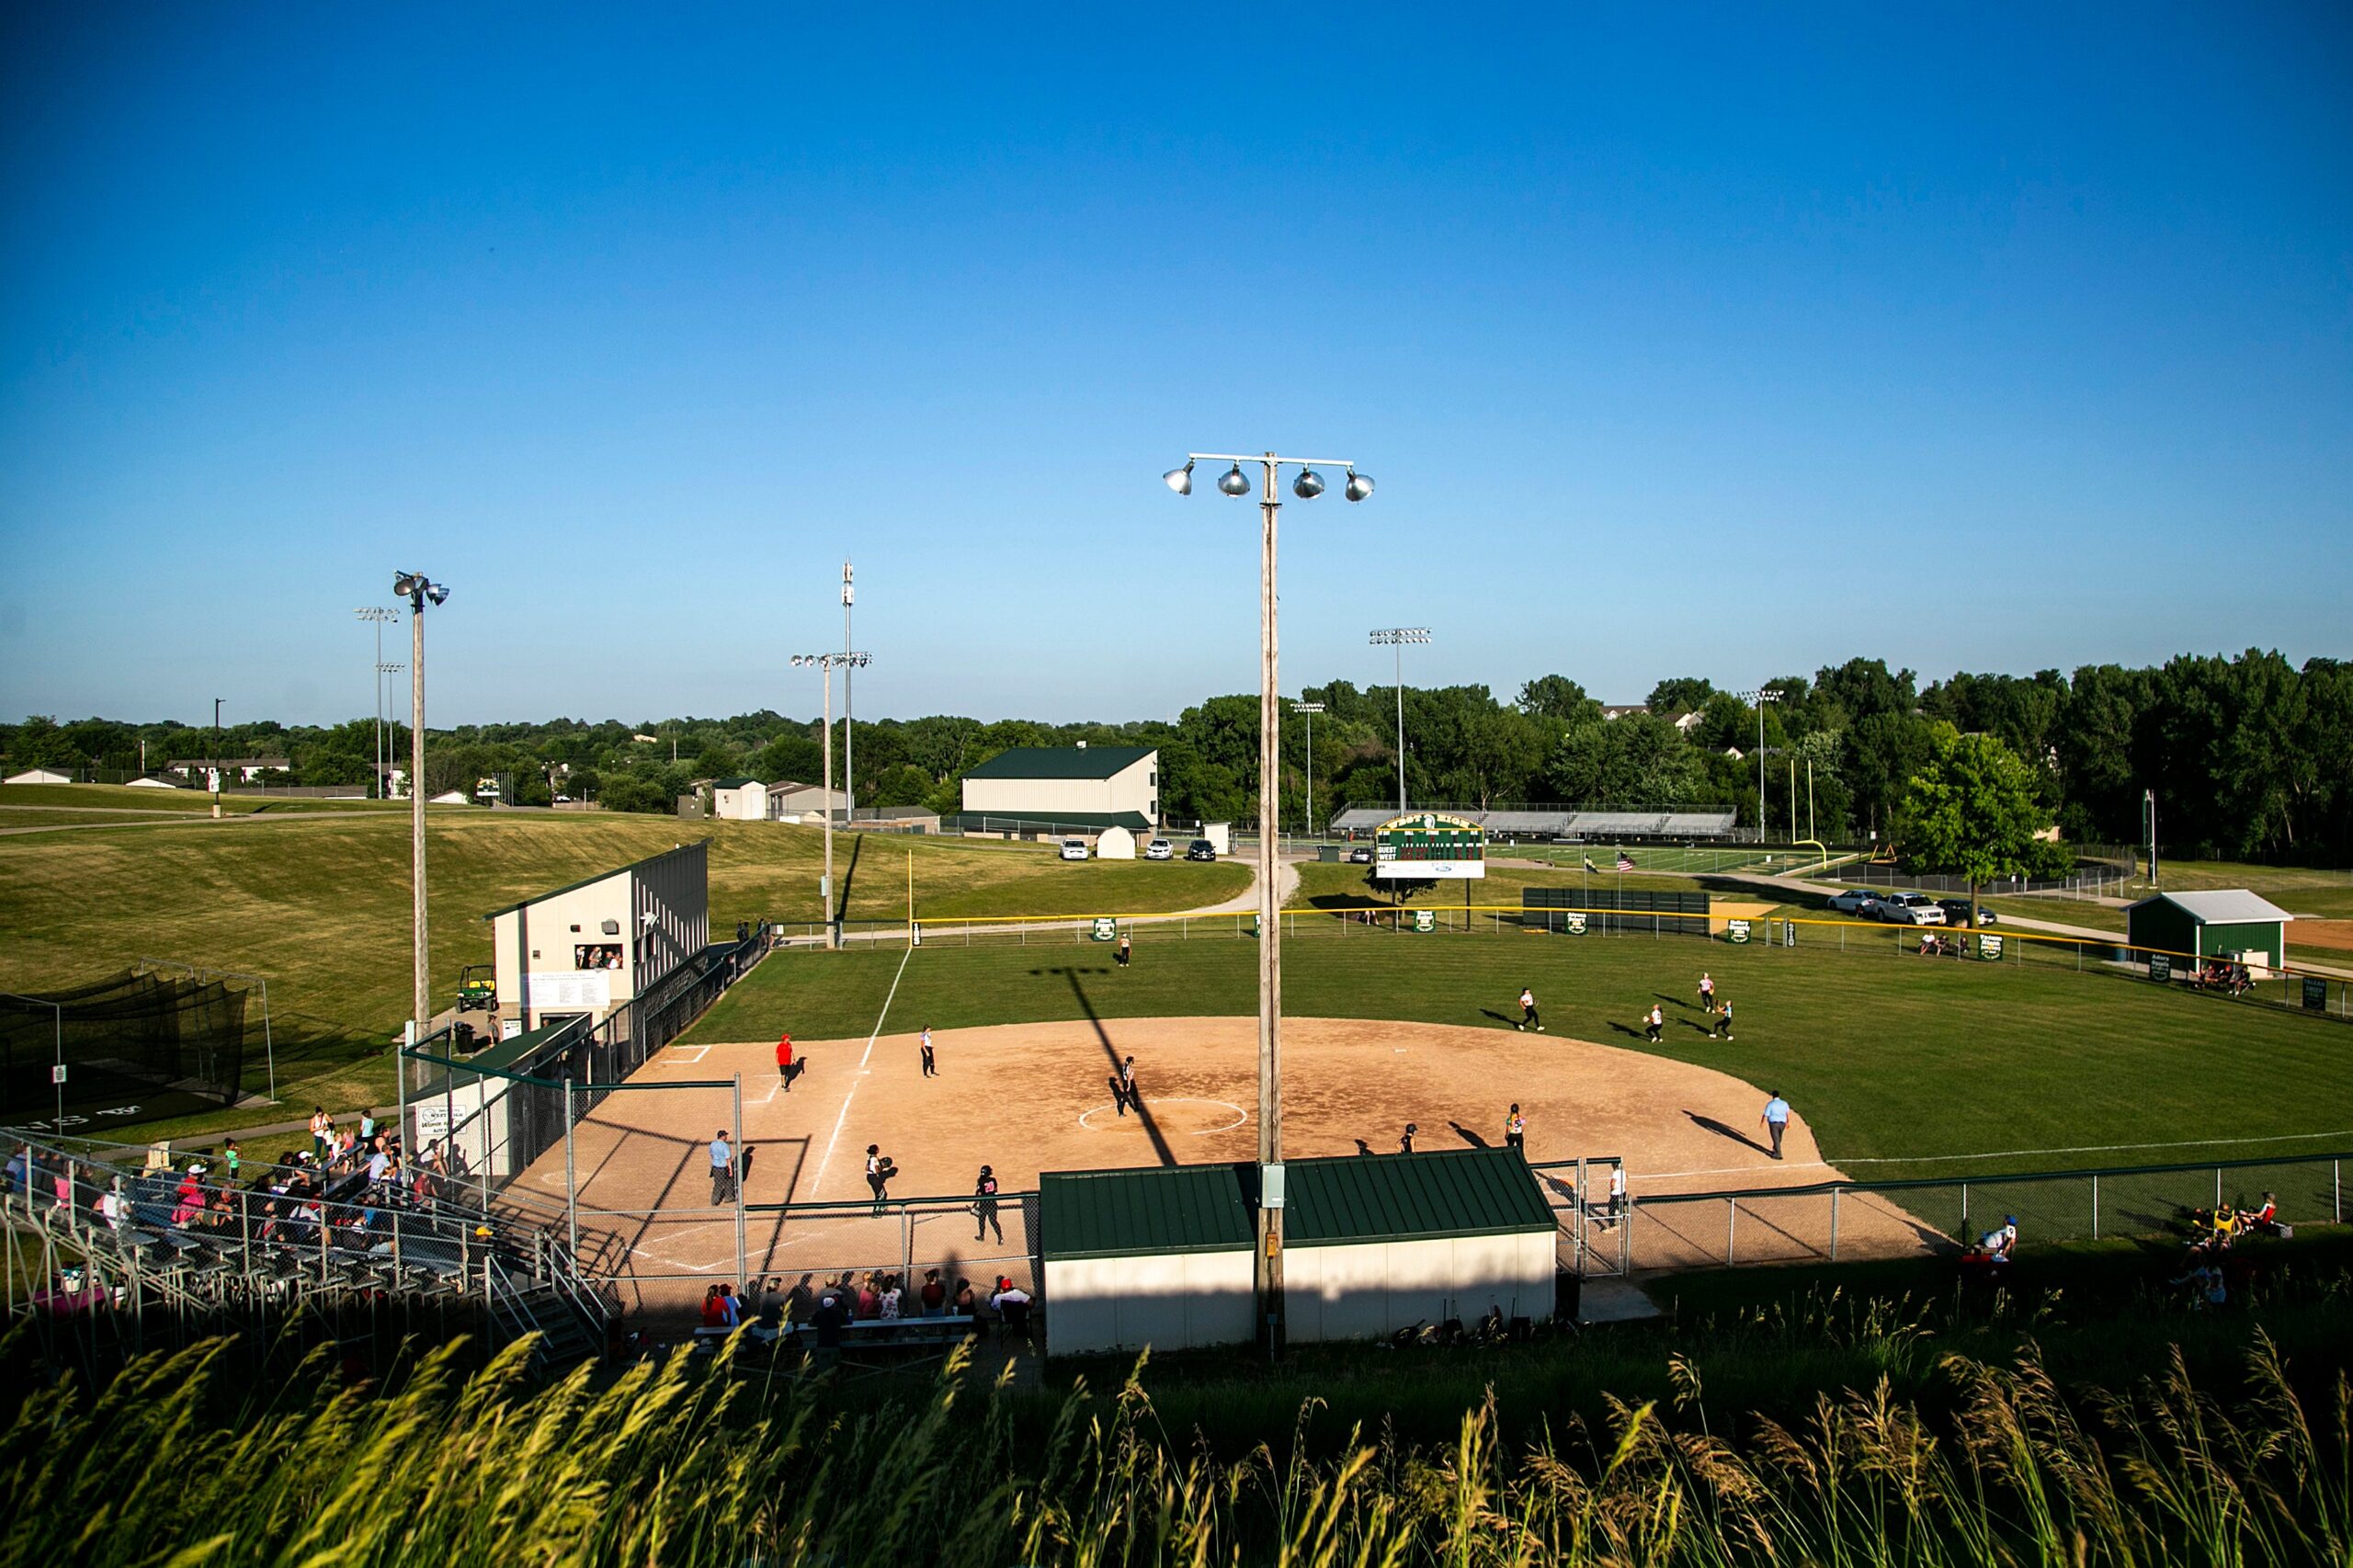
[1517,986,1543,1032]
[1697,971,1716,1014]
[1712,999,1734,1040]
[1643,1004,1664,1042]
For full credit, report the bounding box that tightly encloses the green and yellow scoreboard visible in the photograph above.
[1373,812,1487,880]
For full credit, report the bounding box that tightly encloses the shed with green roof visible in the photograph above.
[1039,1162,1255,1358]
[1279,1147,1558,1342]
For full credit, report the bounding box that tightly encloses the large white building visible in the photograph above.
[957,744,1158,833]
[483,841,710,1035]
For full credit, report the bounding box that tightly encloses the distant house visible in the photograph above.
[1599,705,1647,721]
[1671,711,1703,733]
[428,790,474,805]
[4,767,74,785]
[766,780,848,820]
[957,745,1158,835]
[166,756,291,784]
[124,774,187,790]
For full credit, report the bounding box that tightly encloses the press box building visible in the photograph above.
[483,841,710,1034]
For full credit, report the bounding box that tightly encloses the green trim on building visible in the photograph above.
[1040,1164,1253,1261]
[1282,1147,1554,1248]
[963,745,1155,781]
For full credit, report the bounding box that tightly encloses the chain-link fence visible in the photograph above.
[1621,1151,2348,1272]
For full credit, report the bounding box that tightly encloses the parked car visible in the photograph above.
[1347,846,1374,864]
[1059,839,1088,861]
[1872,892,1948,926]
[1825,889,1881,915]
[1936,898,1996,926]
[1144,838,1174,860]
[1186,839,1218,862]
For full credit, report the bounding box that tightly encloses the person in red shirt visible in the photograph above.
[776,1032,794,1092]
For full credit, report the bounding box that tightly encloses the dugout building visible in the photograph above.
[1038,1147,1557,1358]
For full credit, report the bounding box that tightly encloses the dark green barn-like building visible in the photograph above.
[2124,890,2294,971]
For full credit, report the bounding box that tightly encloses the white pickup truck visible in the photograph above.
[1871,892,1948,926]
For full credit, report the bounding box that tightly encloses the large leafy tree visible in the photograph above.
[1896,728,2065,925]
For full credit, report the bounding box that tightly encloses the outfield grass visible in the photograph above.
[1288,858,1719,911]
[2113,858,2353,919]
[0,812,1248,1125]
[685,927,2353,1178]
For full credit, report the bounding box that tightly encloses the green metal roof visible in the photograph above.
[1040,1164,1253,1261]
[1281,1147,1554,1247]
[963,744,1154,781]
[482,839,709,922]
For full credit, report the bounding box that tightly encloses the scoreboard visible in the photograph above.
[1373,812,1488,880]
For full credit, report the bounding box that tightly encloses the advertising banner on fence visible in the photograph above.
[2149,952,2172,983]
[2305,975,2328,1011]
[1979,934,2004,961]
[1725,919,1751,944]
[1411,909,1435,933]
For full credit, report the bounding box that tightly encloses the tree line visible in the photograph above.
[5,648,2346,862]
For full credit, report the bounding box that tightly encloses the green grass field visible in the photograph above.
[685,928,2353,1179]
[0,811,1248,1130]
[1288,858,1729,911]
[1493,843,1792,875]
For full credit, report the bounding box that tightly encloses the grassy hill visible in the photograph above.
[0,810,1248,1119]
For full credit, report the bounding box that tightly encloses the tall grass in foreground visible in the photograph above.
[2,1326,2347,1566]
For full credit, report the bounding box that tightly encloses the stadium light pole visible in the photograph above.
[210,698,224,819]
[1291,701,1324,839]
[842,562,856,828]
[356,608,398,800]
[394,573,450,1034]
[1368,629,1429,812]
[377,662,404,797]
[791,652,870,950]
[1738,688,1781,846]
[1165,449,1373,1358]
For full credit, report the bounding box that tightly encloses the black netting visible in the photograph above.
[1,970,249,1125]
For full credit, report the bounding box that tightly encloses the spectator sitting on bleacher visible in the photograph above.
[172,1165,207,1225]
[920,1268,947,1317]
[699,1285,726,1329]
[2239,1193,2280,1235]
[857,1275,879,1318]
[5,1144,28,1197]
[989,1277,1032,1339]
[879,1275,903,1320]
[953,1278,977,1318]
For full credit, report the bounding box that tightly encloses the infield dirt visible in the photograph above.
[519,1017,1944,1315]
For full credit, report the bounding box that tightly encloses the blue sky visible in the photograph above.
[3,4,2347,728]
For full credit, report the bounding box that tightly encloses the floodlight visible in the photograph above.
[392,573,417,596]
[1163,461,1195,495]
[426,583,449,606]
[1344,469,1375,503]
[1291,468,1324,500]
[1217,462,1251,496]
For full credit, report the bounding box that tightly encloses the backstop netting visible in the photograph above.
[1,970,250,1127]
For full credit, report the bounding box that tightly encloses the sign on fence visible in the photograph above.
[1978,934,2004,961]
[1563,912,1586,935]
[1089,917,1117,942]
[1725,919,1751,944]
[2305,975,2328,1012]
[1411,909,1435,933]
[2149,952,2172,983]
[1782,918,1796,947]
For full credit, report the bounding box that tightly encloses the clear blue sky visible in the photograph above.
[3,5,2347,729]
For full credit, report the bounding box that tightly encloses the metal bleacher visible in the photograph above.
[2,1132,612,1372]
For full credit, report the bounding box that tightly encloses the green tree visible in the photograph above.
[1896,729,2064,926]
[1646,676,1715,718]
[1516,675,1602,726]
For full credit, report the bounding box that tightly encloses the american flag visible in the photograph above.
[1616,851,1637,872]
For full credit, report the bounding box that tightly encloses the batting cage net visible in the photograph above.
[1,970,251,1128]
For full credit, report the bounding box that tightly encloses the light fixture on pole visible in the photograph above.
[790,651,870,950]
[1369,628,1430,812]
[356,608,398,800]
[393,572,450,1032]
[1290,701,1324,838]
[1738,687,1781,846]
[1165,447,1373,1358]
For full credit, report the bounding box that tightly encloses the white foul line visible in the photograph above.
[812,940,917,1197]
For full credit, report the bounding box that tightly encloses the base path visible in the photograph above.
[529,1017,1941,1312]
